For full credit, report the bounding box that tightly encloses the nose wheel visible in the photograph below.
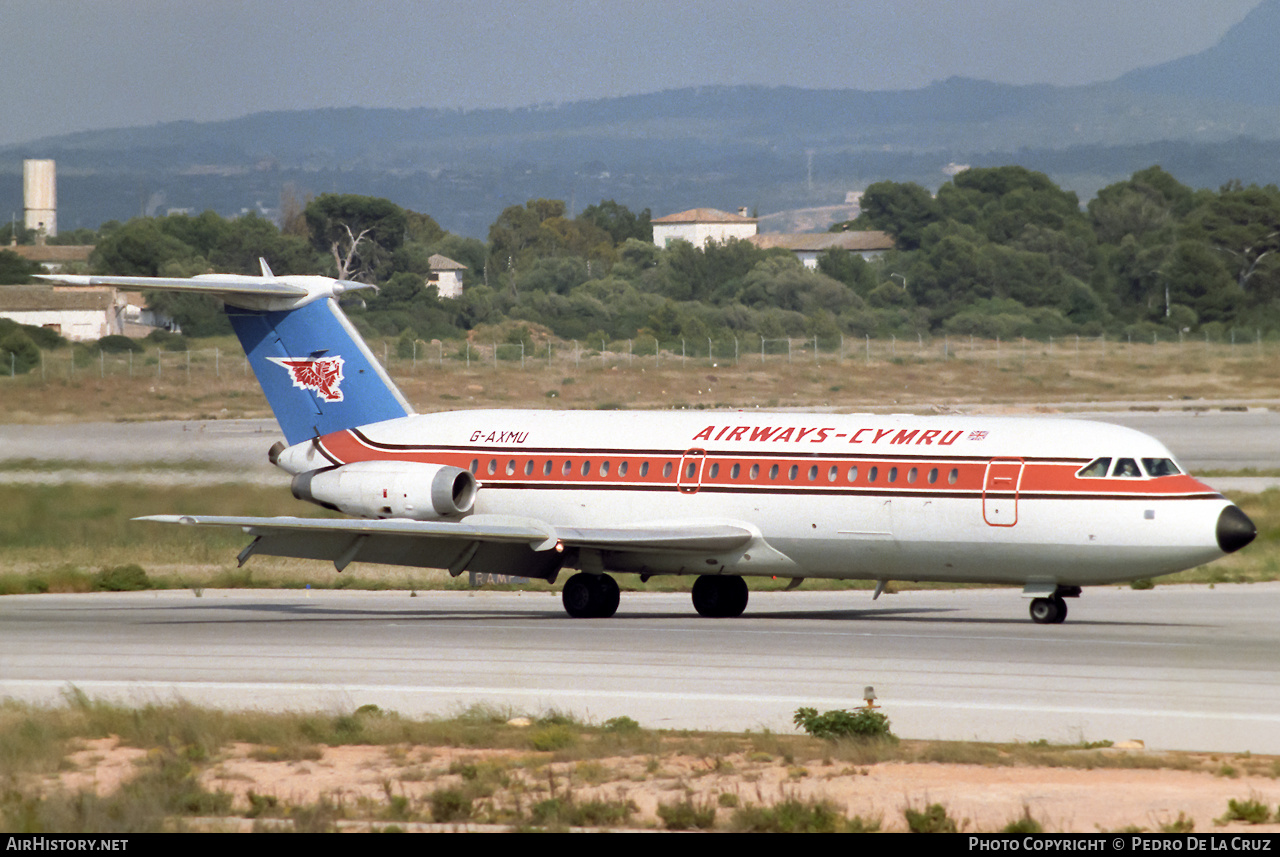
[1029,596,1067,625]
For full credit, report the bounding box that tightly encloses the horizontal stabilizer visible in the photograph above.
[36,274,309,299]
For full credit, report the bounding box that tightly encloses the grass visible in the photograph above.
[2,696,1277,831]
[5,337,1280,424]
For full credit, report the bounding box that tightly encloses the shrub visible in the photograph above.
[793,706,896,741]
[0,332,40,374]
[601,715,641,734]
[730,797,844,833]
[657,798,717,830]
[530,797,636,827]
[1003,806,1043,833]
[95,335,144,354]
[529,724,577,751]
[93,564,152,592]
[905,802,958,833]
[1218,797,1271,825]
[428,788,472,822]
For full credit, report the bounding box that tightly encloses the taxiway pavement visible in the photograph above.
[2,585,1277,753]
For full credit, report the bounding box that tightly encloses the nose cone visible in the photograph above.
[1217,505,1257,554]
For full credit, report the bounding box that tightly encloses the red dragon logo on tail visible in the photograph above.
[267,356,345,402]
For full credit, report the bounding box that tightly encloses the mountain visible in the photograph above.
[1115,0,1280,107]
[3,3,1280,237]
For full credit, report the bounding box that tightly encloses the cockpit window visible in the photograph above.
[1142,458,1181,477]
[1078,458,1111,478]
[1111,458,1142,478]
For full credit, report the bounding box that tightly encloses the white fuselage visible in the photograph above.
[277,409,1235,586]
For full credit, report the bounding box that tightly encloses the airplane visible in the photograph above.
[39,261,1257,624]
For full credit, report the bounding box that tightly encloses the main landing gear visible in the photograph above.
[561,572,620,618]
[691,575,749,618]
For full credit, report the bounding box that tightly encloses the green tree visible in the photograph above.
[841,180,941,250]
[1182,181,1280,296]
[0,330,40,374]
[304,194,407,282]
[0,250,41,284]
[578,200,653,245]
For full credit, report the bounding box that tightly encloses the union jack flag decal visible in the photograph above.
[267,356,345,402]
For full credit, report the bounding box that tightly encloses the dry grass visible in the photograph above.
[3,337,1279,424]
[4,698,1280,832]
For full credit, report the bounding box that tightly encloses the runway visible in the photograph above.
[3,585,1278,754]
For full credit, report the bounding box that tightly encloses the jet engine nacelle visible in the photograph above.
[291,461,477,520]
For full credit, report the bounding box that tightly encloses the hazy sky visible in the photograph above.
[0,0,1262,146]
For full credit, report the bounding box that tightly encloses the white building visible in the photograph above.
[0,285,125,341]
[748,230,895,268]
[651,207,758,249]
[426,254,466,299]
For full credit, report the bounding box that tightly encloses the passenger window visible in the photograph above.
[769,464,779,480]
[1112,458,1141,478]
[1078,458,1111,478]
[524,460,533,475]
[750,463,760,480]
[487,459,497,475]
[948,468,958,485]
[731,463,740,479]
[469,459,479,474]
[663,461,673,478]
[828,465,838,482]
[709,463,719,478]
[640,461,649,477]
[788,465,799,481]
[846,466,858,483]
[543,460,552,476]
[1142,458,1180,477]
[619,461,628,477]
[907,467,917,484]
[807,465,818,481]
[868,466,878,483]
[562,460,572,476]
[582,460,592,476]
[600,461,610,476]
[928,468,938,484]
[887,467,897,483]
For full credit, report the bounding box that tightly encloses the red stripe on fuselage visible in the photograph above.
[315,430,1219,501]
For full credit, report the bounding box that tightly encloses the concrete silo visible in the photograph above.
[23,159,56,239]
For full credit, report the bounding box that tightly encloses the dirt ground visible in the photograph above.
[59,737,1280,833]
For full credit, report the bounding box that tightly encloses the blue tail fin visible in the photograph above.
[36,263,413,446]
[230,297,412,445]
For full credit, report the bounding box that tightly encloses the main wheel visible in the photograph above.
[594,573,620,618]
[692,575,749,618]
[562,573,596,618]
[1029,597,1064,625]
[562,573,619,618]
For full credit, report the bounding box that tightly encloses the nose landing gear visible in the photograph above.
[1029,596,1067,624]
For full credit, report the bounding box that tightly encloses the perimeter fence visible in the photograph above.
[4,329,1277,384]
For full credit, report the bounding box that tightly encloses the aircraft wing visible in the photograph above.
[136,514,756,578]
